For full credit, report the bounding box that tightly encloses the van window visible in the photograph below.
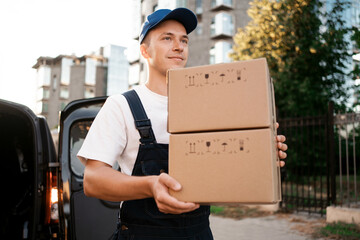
[70,121,91,177]
[70,121,119,177]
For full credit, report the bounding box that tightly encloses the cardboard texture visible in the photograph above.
[168,58,281,204]
[167,58,276,133]
[169,128,281,204]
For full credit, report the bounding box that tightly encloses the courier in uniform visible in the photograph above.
[77,8,288,240]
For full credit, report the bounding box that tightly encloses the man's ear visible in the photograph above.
[140,44,150,59]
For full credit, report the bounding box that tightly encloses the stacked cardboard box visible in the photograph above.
[167,58,281,204]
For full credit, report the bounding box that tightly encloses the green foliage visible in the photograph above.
[210,205,224,214]
[230,0,351,117]
[351,27,360,49]
[316,222,360,239]
[210,205,270,219]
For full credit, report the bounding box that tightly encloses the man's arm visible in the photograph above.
[83,159,199,214]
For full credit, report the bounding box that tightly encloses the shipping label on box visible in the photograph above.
[167,58,276,133]
[169,128,281,204]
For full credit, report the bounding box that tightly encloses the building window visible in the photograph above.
[196,22,203,35]
[60,102,67,111]
[105,45,129,96]
[176,0,187,8]
[37,66,51,87]
[209,41,232,64]
[84,87,95,98]
[210,18,215,36]
[196,0,202,14]
[60,86,69,99]
[61,58,73,85]
[43,103,49,113]
[37,87,50,100]
[211,0,232,8]
[217,41,232,63]
[37,102,49,114]
[209,46,215,65]
[211,12,234,37]
[85,58,97,85]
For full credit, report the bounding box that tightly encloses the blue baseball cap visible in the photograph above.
[139,8,198,44]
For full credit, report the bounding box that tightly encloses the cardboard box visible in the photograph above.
[169,128,281,204]
[167,58,276,133]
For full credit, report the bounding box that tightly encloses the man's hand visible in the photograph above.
[151,173,199,214]
[276,123,288,167]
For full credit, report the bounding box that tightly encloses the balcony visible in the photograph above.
[211,33,233,40]
[210,12,234,40]
[211,0,233,12]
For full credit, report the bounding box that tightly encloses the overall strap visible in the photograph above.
[122,90,157,144]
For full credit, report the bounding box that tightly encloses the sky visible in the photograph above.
[0,0,133,111]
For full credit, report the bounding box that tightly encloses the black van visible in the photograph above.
[0,97,119,240]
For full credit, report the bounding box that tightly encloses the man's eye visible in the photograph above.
[164,37,171,40]
[182,40,188,44]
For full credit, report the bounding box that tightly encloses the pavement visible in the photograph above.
[209,213,326,240]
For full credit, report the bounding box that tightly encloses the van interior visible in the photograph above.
[0,110,35,239]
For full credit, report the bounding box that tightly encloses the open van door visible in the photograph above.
[0,99,59,240]
[58,97,119,240]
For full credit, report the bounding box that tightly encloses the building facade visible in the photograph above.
[128,0,252,86]
[103,45,130,96]
[33,45,129,129]
[323,0,360,109]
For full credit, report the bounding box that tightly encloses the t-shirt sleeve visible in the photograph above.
[77,96,127,167]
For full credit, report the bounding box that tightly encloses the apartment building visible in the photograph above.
[128,0,252,86]
[33,45,129,128]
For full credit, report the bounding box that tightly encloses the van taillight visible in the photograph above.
[45,171,59,224]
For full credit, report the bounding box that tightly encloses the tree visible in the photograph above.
[230,0,351,117]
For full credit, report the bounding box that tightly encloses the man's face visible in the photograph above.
[142,20,189,76]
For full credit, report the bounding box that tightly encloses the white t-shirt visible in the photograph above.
[77,85,169,176]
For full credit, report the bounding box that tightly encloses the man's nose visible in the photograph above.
[173,39,184,52]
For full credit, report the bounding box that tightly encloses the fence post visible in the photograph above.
[327,101,336,205]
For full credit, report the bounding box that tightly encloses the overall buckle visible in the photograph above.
[138,125,151,139]
[135,119,156,144]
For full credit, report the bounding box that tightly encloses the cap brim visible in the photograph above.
[140,8,197,44]
[160,8,197,34]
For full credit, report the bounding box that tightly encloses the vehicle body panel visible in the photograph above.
[1,96,119,240]
[58,96,119,239]
[0,99,58,239]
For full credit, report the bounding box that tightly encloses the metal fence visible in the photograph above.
[278,103,360,215]
[334,112,359,208]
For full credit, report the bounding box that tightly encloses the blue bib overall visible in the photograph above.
[113,90,213,240]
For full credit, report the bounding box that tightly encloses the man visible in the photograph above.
[78,8,287,240]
